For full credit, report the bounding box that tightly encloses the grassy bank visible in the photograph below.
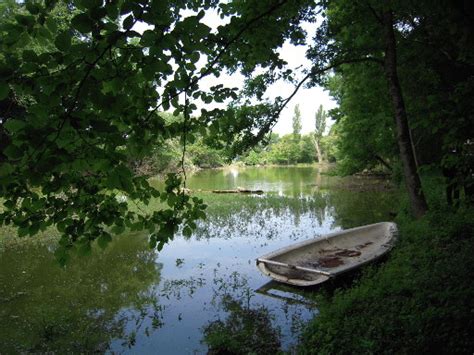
[299,197,474,353]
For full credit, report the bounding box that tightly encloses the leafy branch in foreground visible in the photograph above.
[0,0,314,261]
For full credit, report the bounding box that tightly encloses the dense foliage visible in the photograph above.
[128,113,227,175]
[325,68,397,175]
[240,104,332,166]
[241,132,326,166]
[0,0,316,258]
[313,104,326,163]
[319,0,473,211]
[295,2,474,349]
[300,192,474,354]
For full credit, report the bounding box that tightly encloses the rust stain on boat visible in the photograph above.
[335,249,361,257]
[356,241,374,249]
[318,256,344,268]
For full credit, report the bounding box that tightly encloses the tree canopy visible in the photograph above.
[1,0,472,256]
[0,0,317,259]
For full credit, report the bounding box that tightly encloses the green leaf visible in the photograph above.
[4,145,22,160]
[45,17,58,33]
[4,119,25,133]
[26,2,41,15]
[187,133,196,144]
[106,173,122,190]
[190,52,200,63]
[112,224,126,235]
[140,30,156,46]
[97,233,112,249]
[90,7,107,21]
[55,32,72,51]
[122,14,134,30]
[28,223,40,236]
[18,227,29,238]
[157,239,165,251]
[38,26,52,41]
[77,0,103,8]
[3,200,15,209]
[195,23,211,37]
[167,194,177,207]
[54,245,70,266]
[105,2,120,19]
[0,163,14,177]
[77,241,92,256]
[0,82,10,100]
[15,14,35,28]
[196,210,206,220]
[149,234,157,248]
[22,49,37,62]
[71,13,94,33]
[182,226,192,237]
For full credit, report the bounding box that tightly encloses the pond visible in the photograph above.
[0,166,396,353]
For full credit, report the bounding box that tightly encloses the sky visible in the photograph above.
[268,41,337,135]
[197,11,337,136]
[134,8,337,136]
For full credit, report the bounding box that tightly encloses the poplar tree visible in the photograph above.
[292,104,302,141]
[313,104,326,163]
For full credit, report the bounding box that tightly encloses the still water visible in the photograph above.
[0,166,395,353]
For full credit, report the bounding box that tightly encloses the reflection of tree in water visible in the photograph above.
[185,178,394,244]
[203,271,281,354]
[0,235,162,353]
[200,270,315,354]
[188,167,317,195]
[203,295,281,355]
[191,194,329,241]
[325,189,396,229]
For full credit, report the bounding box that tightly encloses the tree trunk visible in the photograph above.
[315,140,323,163]
[312,136,323,163]
[382,10,428,218]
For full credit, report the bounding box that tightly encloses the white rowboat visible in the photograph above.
[256,222,398,287]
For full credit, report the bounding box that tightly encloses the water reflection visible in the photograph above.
[256,281,317,307]
[187,166,323,197]
[200,271,315,354]
[203,294,281,354]
[0,235,162,353]
[192,189,393,242]
[0,166,396,353]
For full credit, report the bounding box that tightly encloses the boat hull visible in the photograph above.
[256,222,398,286]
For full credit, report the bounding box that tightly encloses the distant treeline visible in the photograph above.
[131,105,340,175]
[130,127,338,176]
[239,132,336,166]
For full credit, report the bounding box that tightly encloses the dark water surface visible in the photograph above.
[0,167,396,353]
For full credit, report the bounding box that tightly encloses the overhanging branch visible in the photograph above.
[145,0,291,121]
